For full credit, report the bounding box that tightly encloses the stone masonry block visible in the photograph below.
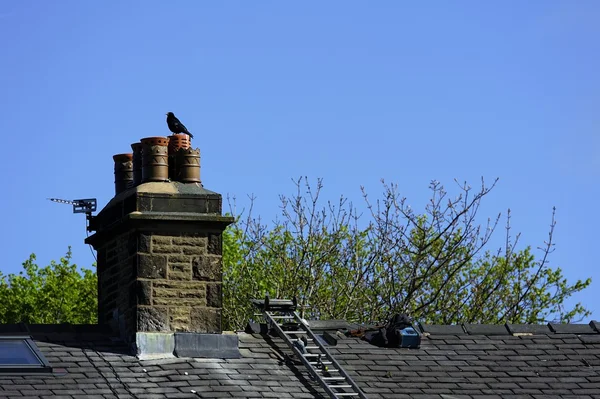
[153,245,181,254]
[123,255,136,281]
[126,233,137,254]
[97,247,107,263]
[154,297,206,306]
[173,236,207,247]
[169,254,191,264]
[136,280,152,305]
[137,307,169,332]
[207,234,222,255]
[152,235,173,246]
[192,255,222,281]
[154,281,205,290]
[139,234,151,253]
[170,307,191,332]
[137,254,167,279]
[206,283,222,308]
[153,287,180,298]
[179,287,206,298]
[182,246,206,255]
[190,307,221,333]
[153,284,205,304]
[168,263,192,281]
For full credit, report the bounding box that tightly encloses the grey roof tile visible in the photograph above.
[463,324,510,335]
[579,335,600,344]
[548,323,597,334]
[506,323,553,335]
[419,324,466,335]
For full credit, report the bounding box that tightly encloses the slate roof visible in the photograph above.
[0,322,599,399]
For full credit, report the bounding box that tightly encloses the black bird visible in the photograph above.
[166,112,194,139]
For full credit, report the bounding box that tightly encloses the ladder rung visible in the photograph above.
[302,354,321,357]
[330,385,351,389]
[283,331,306,334]
[309,361,332,365]
[323,377,345,380]
[305,346,319,350]
[254,313,296,318]
[334,394,359,397]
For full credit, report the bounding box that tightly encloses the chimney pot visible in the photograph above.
[168,134,190,180]
[140,136,169,183]
[113,153,133,195]
[176,147,201,183]
[130,142,143,186]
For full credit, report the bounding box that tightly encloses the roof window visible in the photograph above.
[0,336,52,373]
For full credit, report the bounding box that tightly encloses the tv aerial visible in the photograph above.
[47,198,97,232]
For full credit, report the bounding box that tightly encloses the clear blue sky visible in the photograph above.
[0,1,598,321]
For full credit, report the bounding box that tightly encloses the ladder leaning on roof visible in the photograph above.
[252,296,369,399]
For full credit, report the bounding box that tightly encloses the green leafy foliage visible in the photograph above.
[222,178,591,330]
[0,247,97,324]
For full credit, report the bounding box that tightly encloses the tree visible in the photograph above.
[0,247,97,324]
[222,177,591,330]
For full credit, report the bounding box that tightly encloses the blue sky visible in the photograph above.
[0,1,598,321]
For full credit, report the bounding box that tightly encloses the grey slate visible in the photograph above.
[505,323,553,335]
[322,330,345,346]
[419,324,466,335]
[463,324,510,335]
[548,323,597,334]
[579,335,600,344]
[590,320,600,332]
[304,319,352,331]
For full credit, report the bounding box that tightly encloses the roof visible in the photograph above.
[0,323,599,399]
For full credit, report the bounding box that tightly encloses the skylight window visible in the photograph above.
[0,336,52,373]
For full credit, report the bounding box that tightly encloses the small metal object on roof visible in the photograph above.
[251,297,298,312]
[0,336,52,373]
[174,332,240,359]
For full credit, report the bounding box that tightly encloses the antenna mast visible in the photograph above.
[47,198,97,231]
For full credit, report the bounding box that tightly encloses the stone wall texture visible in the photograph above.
[97,230,224,341]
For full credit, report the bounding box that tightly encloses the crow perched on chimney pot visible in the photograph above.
[166,112,194,139]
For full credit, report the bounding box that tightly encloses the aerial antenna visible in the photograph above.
[47,198,97,231]
[48,197,98,262]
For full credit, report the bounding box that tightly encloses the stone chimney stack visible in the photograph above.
[85,134,235,358]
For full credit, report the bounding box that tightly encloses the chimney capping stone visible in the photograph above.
[86,181,232,239]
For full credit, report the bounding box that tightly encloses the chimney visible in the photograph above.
[86,135,235,359]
